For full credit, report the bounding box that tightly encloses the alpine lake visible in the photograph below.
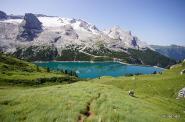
[34,61,164,78]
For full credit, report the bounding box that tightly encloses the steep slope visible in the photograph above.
[151,45,185,61]
[0,11,175,67]
[0,53,77,85]
[128,48,175,68]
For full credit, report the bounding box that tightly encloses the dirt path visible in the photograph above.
[78,93,101,122]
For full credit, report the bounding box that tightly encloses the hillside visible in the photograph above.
[12,45,176,68]
[0,53,77,85]
[0,55,185,122]
[151,45,185,61]
[0,11,176,68]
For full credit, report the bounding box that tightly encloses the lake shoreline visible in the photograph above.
[34,61,164,78]
[33,60,165,70]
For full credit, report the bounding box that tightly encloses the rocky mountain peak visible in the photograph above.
[0,10,8,20]
[69,18,76,23]
[17,13,42,41]
[91,25,99,31]
[104,26,128,39]
[78,19,91,31]
[23,13,42,29]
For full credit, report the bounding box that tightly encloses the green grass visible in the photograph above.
[128,48,176,68]
[91,62,185,99]
[0,53,185,122]
[0,81,184,122]
[0,53,78,85]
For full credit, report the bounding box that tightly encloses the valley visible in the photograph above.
[0,52,185,122]
[0,9,184,122]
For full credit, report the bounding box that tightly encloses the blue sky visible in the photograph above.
[1,0,185,45]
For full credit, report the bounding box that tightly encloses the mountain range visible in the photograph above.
[151,45,185,61]
[0,11,175,68]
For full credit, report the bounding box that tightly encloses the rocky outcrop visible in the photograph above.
[180,69,185,75]
[0,11,7,20]
[177,87,185,98]
[131,37,138,47]
[63,25,78,39]
[17,13,42,41]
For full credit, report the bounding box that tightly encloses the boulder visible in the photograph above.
[180,69,185,75]
[177,87,185,98]
[128,90,135,97]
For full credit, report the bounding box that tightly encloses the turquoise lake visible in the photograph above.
[35,62,164,78]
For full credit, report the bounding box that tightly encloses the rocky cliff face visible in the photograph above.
[17,13,42,41]
[0,11,7,20]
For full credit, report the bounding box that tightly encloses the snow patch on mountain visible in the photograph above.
[104,26,148,49]
[0,12,150,54]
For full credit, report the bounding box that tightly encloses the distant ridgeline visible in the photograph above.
[151,45,185,61]
[0,11,176,68]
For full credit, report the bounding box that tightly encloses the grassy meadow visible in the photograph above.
[0,53,185,122]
